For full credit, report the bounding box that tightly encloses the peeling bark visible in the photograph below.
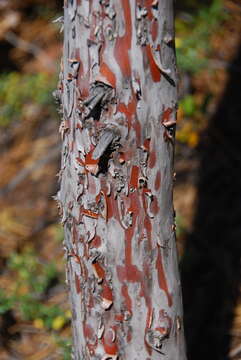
[57,0,186,359]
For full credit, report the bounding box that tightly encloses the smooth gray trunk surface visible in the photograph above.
[57,0,186,359]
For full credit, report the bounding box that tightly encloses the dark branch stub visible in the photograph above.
[82,82,114,120]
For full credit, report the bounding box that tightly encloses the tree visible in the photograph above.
[56,0,186,358]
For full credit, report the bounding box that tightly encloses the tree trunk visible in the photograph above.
[56,0,186,359]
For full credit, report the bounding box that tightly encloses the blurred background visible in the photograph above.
[0,0,240,359]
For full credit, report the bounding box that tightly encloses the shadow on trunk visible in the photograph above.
[181,39,241,360]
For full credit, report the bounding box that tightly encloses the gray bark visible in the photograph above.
[56,0,186,359]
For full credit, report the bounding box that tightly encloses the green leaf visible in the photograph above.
[180,95,196,116]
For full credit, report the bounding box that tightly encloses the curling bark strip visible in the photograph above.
[56,0,186,358]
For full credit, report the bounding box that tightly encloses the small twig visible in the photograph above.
[230,330,241,337]
[229,343,241,358]
[4,31,56,71]
[0,144,61,197]
[209,59,241,74]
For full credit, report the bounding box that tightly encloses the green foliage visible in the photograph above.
[54,224,65,244]
[176,0,227,73]
[0,246,71,358]
[0,248,69,330]
[0,292,14,314]
[0,72,56,127]
[8,248,57,297]
[54,334,72,360]
[179,95,196,117]
[18,297,68,330]
[176,213,187,239]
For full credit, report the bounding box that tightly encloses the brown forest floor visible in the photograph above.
[0,0,241,359]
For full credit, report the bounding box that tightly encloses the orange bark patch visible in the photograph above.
[146,221,153,248]
[151,195,159,215]
[115,313,124,322]
[116,265,126,282]
[106,194,114,220]
[162,107,173,123]
[155,170,161,191]
[75,273,81,294]
[127,329,132,343]
[102,281,113,302]
[81,208,99,219]
[92,262,105,281]
[83,323,94,340]
[103,327,118,355]
[118,152,125,164]
[117,97,137,128]
[85,149,99,173]
[151,20,158,42]
[117,264,141,283]
[126,265,141,282]
[143,216,152,248]
[114,0,132,77]
[145,44,161,82]
[149,149,156,168]
[143,0,154,20]
[117,103,128,116]
[83,242,89,261]
[88,290,94,309]
[117,96,137,136]
[143,138,151,152]
[98,62,116,88]
[128,190,141,215]
[133,118,141,145]
[156,249,172,306]
[76,148,99,175]
[121,284,132,314]
[130,165,139,190]
[146,306,154,330]
[90,235,101,248]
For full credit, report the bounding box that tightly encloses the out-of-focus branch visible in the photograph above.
[4,30,56,71]
[0,144,61,197]
[229,343,241,358]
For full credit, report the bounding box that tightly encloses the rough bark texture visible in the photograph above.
[56,0,186,359]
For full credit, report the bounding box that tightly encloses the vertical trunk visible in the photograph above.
[57,0,186,358]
